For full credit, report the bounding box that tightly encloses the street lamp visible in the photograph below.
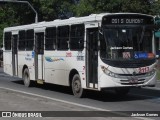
[0,0,38,23]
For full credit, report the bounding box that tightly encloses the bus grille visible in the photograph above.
[120,79,145,85]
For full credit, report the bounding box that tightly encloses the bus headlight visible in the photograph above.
[101,65,119,78]
[146,69,156,76]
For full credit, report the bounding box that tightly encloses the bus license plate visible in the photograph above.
[129,79,138,84]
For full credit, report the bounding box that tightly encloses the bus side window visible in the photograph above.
[57,26,69,50]
[18,30,25,50]
[70,24,84,51]
[26,29,34,50]
[45,27,56,50]
[4,32,12,50]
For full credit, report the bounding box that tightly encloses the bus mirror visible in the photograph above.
[155,16,160,25]
[155,31,160,37]
[154,16,160,33]
[99,30,103,35]
[155,20,160,26]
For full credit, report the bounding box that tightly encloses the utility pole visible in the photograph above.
[0,0,38,23]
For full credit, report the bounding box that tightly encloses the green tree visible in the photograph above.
[0,0,75,45]
[150,0,160,15]
[73,0,151,16]
[0,4,20,45]
[1,0,160,45]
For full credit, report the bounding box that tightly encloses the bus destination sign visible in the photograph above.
[111,18,144,24]
[102,14,154,25]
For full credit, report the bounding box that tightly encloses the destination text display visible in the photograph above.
[102,14,154,25]
[111,18,144,24]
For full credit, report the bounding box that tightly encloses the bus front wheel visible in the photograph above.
[23,68,32,87]
[72,74,85,98]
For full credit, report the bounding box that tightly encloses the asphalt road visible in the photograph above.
[0,68,160,120]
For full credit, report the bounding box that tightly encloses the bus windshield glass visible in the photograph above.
[100,26,154,60]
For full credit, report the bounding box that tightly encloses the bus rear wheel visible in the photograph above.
[23,68,32,87]
[72,74,85,98]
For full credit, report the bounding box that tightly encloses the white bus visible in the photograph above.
[3,13,158,97]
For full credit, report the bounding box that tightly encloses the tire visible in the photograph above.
[115,87,130,96]
[23,68,32,87]
[72,74,85,98]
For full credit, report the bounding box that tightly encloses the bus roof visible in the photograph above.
[4,13,153,32]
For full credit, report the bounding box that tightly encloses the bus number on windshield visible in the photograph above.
[139,67,149,73]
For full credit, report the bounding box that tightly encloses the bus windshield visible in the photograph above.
[100,26,153,60]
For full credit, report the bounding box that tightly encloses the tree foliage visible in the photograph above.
[0,0,160,45]
[73,0,151,16]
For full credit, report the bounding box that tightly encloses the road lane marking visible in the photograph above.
[0,87,154,120]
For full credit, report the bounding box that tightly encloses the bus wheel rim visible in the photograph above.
[74,79,81,93]
[24,72,29,84]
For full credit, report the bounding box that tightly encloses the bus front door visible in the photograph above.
[35,32,44,83]
[12,34,18,76]
[86,28,98,89]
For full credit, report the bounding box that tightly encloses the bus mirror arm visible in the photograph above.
[99,30,103,35]
[97,40,100,51]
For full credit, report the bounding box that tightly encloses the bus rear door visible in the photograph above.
[34,28,45,84]
[12,32,18,76]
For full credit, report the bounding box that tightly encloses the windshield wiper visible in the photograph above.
[138,26,145,50]
[139,26,145,44]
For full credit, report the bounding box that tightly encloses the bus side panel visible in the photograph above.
[65,51,86,88]
[44,51,67,85]
[44,51,86,88]
[18,51,35,80]
[44,51,54,83]
[3,51,12,76]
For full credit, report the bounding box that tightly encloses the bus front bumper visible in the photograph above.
[99,72,157,90]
